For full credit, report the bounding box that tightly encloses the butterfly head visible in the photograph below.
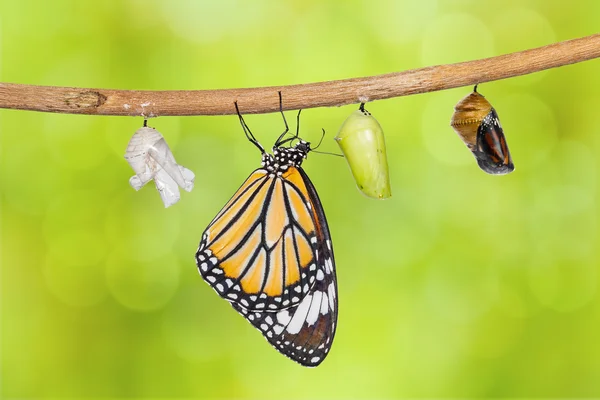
[264,139,311,173]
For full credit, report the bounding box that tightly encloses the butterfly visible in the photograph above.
[195,93,338,367]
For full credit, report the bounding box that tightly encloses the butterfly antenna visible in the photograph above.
[312,150,344,158]
[313,128,326,150]
[235,101,264,153]
[309,128,342,157]
[295,109,302,139]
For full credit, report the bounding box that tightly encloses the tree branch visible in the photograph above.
[1,33,599,117]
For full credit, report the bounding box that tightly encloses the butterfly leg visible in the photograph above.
[235,101,265,153]
[275,91,294,147]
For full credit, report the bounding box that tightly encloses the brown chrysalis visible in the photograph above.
[450,85,514,175]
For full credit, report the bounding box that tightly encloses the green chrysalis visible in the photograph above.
[335,104,391,199]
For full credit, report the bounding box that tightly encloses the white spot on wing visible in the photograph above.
[306,291,323,326]
[324,258,333,274]
[320,293,329,315]
[328,282,336,310]
[276,310,291,325]
[286,294,312,334]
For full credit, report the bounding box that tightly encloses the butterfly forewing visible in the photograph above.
[196,167,323,312]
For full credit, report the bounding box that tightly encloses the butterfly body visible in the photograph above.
[196,108,338,367]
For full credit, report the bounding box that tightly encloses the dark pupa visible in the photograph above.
[450,86,514,175]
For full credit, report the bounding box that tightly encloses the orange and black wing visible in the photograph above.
[231,166,338,366]
[196,167,325,311]
[474,108,514,174]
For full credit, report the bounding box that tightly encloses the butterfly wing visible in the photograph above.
[196,167,324,312]
[231,166,338,366]
[474,108,515,174]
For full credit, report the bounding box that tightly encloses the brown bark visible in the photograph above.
[1,33,599,117]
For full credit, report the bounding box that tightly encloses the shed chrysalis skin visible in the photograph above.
[450,88,514,175]
[124,126,195,207]
[335,104,391,199]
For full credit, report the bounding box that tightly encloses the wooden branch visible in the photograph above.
[1,33,599,117]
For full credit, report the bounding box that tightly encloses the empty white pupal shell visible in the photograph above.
[124,126,195,207]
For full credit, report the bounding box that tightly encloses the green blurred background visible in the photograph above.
[2,0,600,398]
